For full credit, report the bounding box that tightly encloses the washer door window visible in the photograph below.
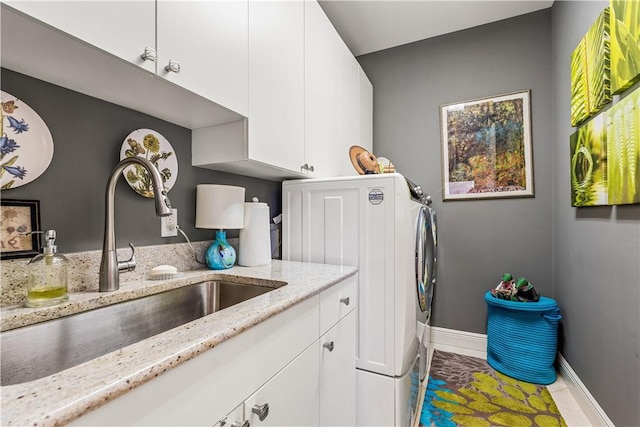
[415,206,437,315]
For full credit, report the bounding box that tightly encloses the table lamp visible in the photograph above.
[195,184,245,270]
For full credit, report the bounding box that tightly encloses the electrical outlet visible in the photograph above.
[161,208,178,237]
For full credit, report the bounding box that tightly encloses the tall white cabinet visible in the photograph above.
[304,0,363,178]
[247,0,306,175]
[192,0,373,180]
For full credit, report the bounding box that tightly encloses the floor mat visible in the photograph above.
[420,350,567,427]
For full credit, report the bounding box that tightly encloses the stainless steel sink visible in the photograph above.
[1,280,281,386]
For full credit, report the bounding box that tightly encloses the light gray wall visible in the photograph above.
[551,2,639,426]
[1,69,282,254]
[358,10,554,333]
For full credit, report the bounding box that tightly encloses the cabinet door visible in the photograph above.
[319,310,357,427]
[157,0,249,116]
[304,0,338,177]
[335,40,359,176]
[358,66,374,153]
[4,0,156,73]
[248,0,305,174]
[245,343,319,427]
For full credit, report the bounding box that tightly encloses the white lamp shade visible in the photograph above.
[195,184,245,229]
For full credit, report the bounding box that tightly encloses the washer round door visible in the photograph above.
[415,206,437,315]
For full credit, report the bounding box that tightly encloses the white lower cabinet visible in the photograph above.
[244,343,320,427]
[70,275,357,427]
[319,310,357,426]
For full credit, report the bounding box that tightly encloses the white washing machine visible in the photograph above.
[283,173,436,426]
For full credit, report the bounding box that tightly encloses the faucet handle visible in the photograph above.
[118,243,136,273]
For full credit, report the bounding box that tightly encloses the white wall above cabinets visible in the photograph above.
[192,0,373,181]
[0,1,244,129]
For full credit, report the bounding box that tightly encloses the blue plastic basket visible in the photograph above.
[484,291,561,385]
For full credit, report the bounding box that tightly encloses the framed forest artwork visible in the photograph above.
[440,90,534,201]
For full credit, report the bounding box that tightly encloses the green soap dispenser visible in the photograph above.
[26,230,69,308]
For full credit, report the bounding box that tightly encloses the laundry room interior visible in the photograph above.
[0,1,638,427]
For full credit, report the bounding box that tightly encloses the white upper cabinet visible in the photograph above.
[305,0,363,177]
[157,1,249,116]
[3,1,156,73]
[304,0,339,177]
[248,0,306,174]
[358,66,374,153]
[3,0,373,180]
[335,40,360,176]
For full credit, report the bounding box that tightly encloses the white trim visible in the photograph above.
[557,353,615,427]
[430,326,487,353]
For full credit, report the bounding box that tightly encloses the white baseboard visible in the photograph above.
[430,326,487,353]
[557,354,614,427]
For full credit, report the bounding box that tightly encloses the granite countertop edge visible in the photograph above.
[0,260,358,427]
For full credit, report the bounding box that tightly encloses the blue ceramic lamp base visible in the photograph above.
[205,230,236,270]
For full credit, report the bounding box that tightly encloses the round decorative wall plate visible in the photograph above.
[1,91,54,190]
[119,128,178,198]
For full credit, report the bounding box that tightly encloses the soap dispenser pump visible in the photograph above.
[26,230,69,308]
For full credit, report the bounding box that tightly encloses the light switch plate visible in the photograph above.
[161,208,178,237]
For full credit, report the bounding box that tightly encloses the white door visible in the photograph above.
[248,0,305,174]
[157,1,248,116]
[4,0,155,73]
[304,0,338,177]
[244,343,319,427]
[319,310,356,427]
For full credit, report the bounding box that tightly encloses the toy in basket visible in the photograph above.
[491,273,540,302]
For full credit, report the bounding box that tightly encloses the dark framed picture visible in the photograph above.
[0,199,41,260]
[440,90,534,201]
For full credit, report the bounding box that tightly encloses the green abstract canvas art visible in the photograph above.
[570,114,608,206]
[570,88,640,207]
[606,87,640,204]
[610,0,640,94]
[570,8,612,127]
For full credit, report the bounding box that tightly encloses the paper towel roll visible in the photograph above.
[239,200,272,266]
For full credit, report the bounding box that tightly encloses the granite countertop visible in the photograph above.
[0,260,357,427]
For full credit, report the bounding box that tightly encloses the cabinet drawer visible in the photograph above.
[320,274,357,334]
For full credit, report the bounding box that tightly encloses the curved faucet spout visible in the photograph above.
[99,157,173,292]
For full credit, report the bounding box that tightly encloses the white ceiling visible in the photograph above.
[318,0,554,56]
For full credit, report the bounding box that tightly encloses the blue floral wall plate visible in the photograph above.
[119,128,178,198]
[1,91,54,190]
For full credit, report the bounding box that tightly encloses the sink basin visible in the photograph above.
[1,280,281,386]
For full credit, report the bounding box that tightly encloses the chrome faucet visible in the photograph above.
[99,157,173,292]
